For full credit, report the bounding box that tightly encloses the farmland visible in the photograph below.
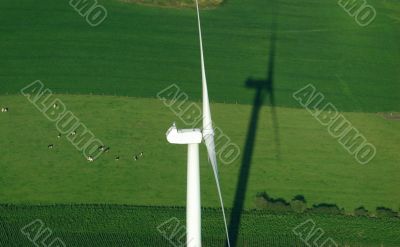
[1,204,400,246]
[0,94,399,212]
[0,0,399,246]
[0,0,399,112]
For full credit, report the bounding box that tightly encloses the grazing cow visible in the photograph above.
[48,144,54,149]
[98,145,105,151]
[115,156,120,161]
[57,133,61,138]
[87,156,94,162]
[53,103,58,109]
[70,131,76,136]
[1,107,8,112]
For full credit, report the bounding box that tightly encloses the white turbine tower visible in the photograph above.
[166,1,231,247]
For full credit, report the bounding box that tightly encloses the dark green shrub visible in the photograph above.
[290,195,307,213]
[354,206,369,217]
[255,192,292,212]
[376,207,397,218]
[307,203,344,215]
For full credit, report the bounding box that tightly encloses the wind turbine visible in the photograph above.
[166,1,231,246]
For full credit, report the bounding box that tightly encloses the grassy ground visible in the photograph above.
[0,0,399,112]
[1,205,399,246]
[0,95,399,212]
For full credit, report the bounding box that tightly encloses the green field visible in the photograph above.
[1,0,400,245]
[1,205,400,246]
[0,0,399,112]
[0,94,399,212]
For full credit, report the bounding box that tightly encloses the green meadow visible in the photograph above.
[0,94,399,212]
[0,0,399,112]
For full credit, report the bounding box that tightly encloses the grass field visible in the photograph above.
[0,94,399,212]
[0,0,400,245]
[0,0,399,112]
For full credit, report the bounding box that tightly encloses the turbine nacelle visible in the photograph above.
[166,123,202,144]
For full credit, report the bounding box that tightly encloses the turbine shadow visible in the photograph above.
[227,2,280,246]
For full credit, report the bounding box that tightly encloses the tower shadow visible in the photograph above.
[227,2,280,246]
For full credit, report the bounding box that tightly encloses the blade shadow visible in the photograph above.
[227,2,280,246]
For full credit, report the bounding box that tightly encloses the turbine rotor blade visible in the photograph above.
[204,136,230,247]
[195,1,230,246]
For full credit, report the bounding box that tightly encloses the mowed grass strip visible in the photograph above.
[0,95,399,211]
[0,0,399,112]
